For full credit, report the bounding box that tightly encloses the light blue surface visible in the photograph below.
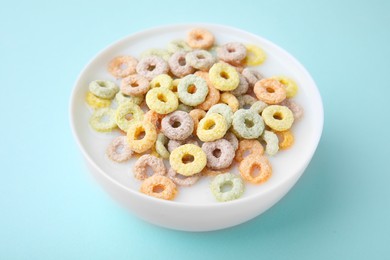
[1,0,389,259]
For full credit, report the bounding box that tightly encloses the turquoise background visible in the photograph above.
[1,0,389,259]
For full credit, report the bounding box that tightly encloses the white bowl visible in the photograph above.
[69,23,323,231]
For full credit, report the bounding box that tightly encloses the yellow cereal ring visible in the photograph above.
[85,91,111,109]
[169,144,207,176]
[273,76,298,98]
[219,92,239,112]
[275,130,295,149]
[150,74,173,89]
[209,62,239,91]
[145,87,178,114]
[126,120,157,153]
[115,101,144,132]
[244,44,266,66]
[262,105,294,131]
[89,108,117,132]
[197,113,228,142]
[140,175,177,200]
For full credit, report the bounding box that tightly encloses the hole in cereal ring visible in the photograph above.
[220,71,229,80]
[182,154,195,164]
[178,57,186,66]
[244,119,254,128]
[227,47,235,53]
[195,34,203,41]
[266,87,275,93]
[273,112,283,120]
[131,82,139,87]
[188,84,197,94]
[147,64,156,71]
[204,120,216,130]
[155,83,161,88]
[119,63,128,70]
[157,93,167,103]
[250,164,262,178]
[172,121,181,128]
[152,184,165,193]
[220,181,233,193]
[212,149,222,158]
[196,54,205,59]
[171,84,178,92]
[125,113,133,121]
[135,127,146,140]
[242,149,252,159]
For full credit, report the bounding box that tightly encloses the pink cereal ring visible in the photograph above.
[217,42,247,65]
[280,99,304,121]
[136,56,169,81]
[161,111,194,141]
[187,28,215,49]
[133,154,166,180]
[167,167,201,187]
[106,136,133,162]
[168,51,195,78]
[108,55,138,78]
[120,74,149,96]
[202,139,235,170]
[242,68,264,87]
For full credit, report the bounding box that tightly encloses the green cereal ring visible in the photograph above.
[115,101,144,132]
[169,144,207,176]
[167,40,192,53]
[209,62,239,91]
[210,173,244,202]
[237,94,257,109]
[89,108,117,132]
[261,130,279,156]
[178,74,209,106]
[89,80,119,99]
[150,74,173,89]
[207,104,233,128]
[141,48,171,61]
[250,100,268,114]
[146,87,178,114]
[262,105,294,131]
[232,109,264,139]
[197,113,228,142]
[155,133,170,159]
[115,91,144,105]
[177,104,193,112]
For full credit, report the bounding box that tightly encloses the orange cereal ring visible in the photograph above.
[239,154,272,184]
[126,121,157,153]
[254,78,286,104]
[140,175,177,200]
[194,71,220,111]
[219,92,239,112]
[120,74,149,96]
[235,139,264,162]
[201,166,233,177]
[189,109,206,135]
[143,110,165,131]
[134,154,166,180]
[275,130,295,150]
[187,28,215,49]
[107,55,138,78]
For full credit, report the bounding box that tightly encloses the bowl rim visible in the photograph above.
[69,22,324,209]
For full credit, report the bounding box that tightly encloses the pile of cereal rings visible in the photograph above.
[86,28,304,202]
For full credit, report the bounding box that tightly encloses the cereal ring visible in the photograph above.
[145,87,178,114]
[167,40,192,53]
[219,92,239,112]
[136,56,169,81]
[85,92,111,109]
[115,101,144,132]
[275,130,294,149]
[115,91,144,105]
[167,168,201,187]
[273,76,298,98]
[155,133,170,159]
[242,68,264,87]
[89,80,119,99]
[150,74,173,89]
[217,42,247,64]
[143,110,164,131]
[280,99,304,121]
[185,50,216,71]
[187,28,215,49]
[223,132,239,151]
[232,109,265,139]
[262,105,294,131]
[202,139,235,170]
[169,144,207,176]
[126,120,157,153]
[209,62,240,91]
[244,44,266,66]
[210,173,244,202]
[167,138,199,153]
[201,166,233,177]
[237,94,257,109]
[106,136,133,162]
[161,111,194,141]
[168,51,195,78]
[177,74,209,106]
[206,103,233,128]
[197,113,228,142]
[134,154,166,180]
[261,130,279,156]
[250,100,268,114]
[189,109,206,135]
[140,48,171,61]
[254,78,287,104]
[229,74,249,96]
[239,154,272,184]
[107,56,138,78]
[140,175,177,200]
[120,74,149,96]
[235,139,264,162]
[89,108,117,132]
[194,71,220,110]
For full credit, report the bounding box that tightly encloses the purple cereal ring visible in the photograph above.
[167,167,201,187]
[133,154,166,180]
[120,74,149,96]
[223,132,239,151]
[106,136,133,162]
[202,139,235,170]
[217,42,247,64]
[168,51,195,78]
[242,68,264,87]
[280,98,304,121]
[136,56,169,81]
[167,137,199,153]
[185,50,216,71]
[161,111,194,141]
[229,73,249,96]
